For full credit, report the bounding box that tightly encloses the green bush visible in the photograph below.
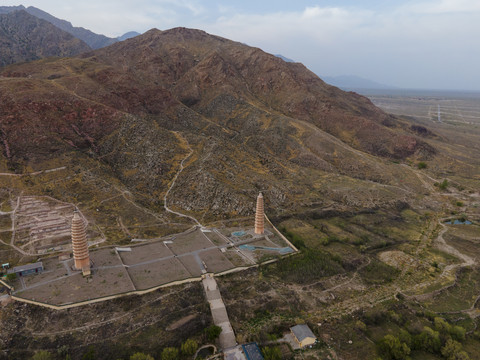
[417,162,427,169]
[414,327,441,354]
[130,353,154,360]
[377,334,410,360]
[439,179,449,190]
[181,339,198,356]
[441,339,470,360]
[261,346,282,360]
[31,351,53,360]
[280,228,305,249]
[161,347,179,360]
[205,325,222,342]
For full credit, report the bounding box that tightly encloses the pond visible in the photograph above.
[239,244,294,254]
[445,219,473,225]
[231,231,246,236]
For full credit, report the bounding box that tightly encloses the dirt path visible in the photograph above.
[0,166,66,177]
[0,196,38,256]
[163,132,202,227]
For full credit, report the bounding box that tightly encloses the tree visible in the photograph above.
[130,353,154,360]
[377,334,410,360]
[262,346,282,360]
[398,329,412,349]
[205,325,222,342]
[441,339,470,360]
[161,347,179,360]
[434,317,450,333]
[181,339,198,356]
[31,351,53,360]
[450,325,466,342]
[415,327,441,354]
[6,272,16,282]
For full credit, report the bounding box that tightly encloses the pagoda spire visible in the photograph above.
[71,211,90,275]
[254,192,264,235]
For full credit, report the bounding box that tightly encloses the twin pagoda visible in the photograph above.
[71,211,91,276]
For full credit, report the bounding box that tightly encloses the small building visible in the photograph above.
[290,324,317,348]
[241,343,264,360]
[9,262,44,277]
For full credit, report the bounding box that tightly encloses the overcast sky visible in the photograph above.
[3,0,480,90]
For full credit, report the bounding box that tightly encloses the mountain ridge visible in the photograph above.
[0,27,435,219]
[24,6,117,49]
[0,9,91,68]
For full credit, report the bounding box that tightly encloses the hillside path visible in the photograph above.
[163,132,202,226]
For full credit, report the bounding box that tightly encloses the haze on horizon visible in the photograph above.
[3,0,480,91]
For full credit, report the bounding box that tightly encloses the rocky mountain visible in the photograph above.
[117,31,141,41]
[275,54,294,63]
[0,10,91,68]
[322,75,396,90]
[0,27,436,221]
[0,5,138,50]
[23,6,117,49]
[0,5,24,14]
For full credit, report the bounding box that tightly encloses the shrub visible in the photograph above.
[441,339,470,360]
[417,162,427,169]
[161,347,179,360]
[205,325,222,342]
[130,353,154,360]
[281,228,306,249]
[31,351,53,360]
[414,327,441,354]
[450,325,466,342]
[181,339,198,356]
[355,320,367,332]
[261,346,282,360]
[439,179,448,190]
[377,334,410,360]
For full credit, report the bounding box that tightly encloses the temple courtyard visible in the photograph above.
[9,225,295,306]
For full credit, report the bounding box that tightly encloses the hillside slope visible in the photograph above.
[0,27,435,221]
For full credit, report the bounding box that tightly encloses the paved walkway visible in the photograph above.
[202,274,237,350]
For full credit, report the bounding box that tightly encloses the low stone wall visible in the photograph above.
[11,214,299,310]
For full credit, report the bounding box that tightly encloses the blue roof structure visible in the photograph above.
[242,343,264,360]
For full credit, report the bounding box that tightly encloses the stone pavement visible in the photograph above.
[202,274,237,350]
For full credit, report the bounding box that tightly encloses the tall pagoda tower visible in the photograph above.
[71,211,91,275]
[254,192,264,235]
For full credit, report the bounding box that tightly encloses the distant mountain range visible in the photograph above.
[0,10,90,67]
[0,5,140,50]
[275,54,295,63]
[322,75,396,90]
